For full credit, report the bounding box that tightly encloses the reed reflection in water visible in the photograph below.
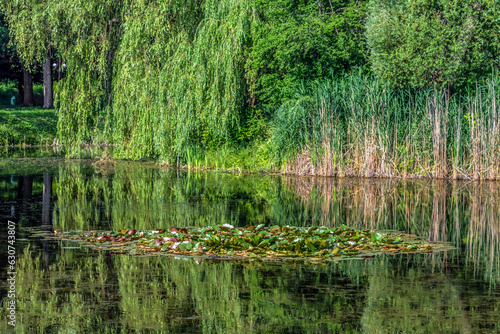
[0,159,499,332]
[284,176,500,285]
[47,164,500,285]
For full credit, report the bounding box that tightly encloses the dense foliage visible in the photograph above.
[1,0,51,67]
[1,0,500,178]
[1,0,372,160]
[366,0,500,89]
[0,15,11,57]
[248,0,368,110]
[112,0,252,160]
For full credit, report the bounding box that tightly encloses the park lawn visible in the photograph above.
[0,105,57,146]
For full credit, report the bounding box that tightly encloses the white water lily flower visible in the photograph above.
[172,242,181,249]
[223,224,234,229]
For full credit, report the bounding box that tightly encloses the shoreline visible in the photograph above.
[2,145,499,181]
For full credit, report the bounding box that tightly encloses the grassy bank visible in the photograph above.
[0,81,45,106]
[0,105,58,146]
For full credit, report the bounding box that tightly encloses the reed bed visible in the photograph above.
[273,73,500,180]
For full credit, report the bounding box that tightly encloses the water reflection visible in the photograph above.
[2,246,499,333]
[0,159,499,332]
[0,145,62,159]
[284,177,500,286]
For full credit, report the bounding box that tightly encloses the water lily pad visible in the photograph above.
[43,224,454,262]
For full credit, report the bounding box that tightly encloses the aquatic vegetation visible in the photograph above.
[50,224,452,261]
[273,72,500,179]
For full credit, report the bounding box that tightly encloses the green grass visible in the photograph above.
[153,140,273,172]
[0,105,58,146]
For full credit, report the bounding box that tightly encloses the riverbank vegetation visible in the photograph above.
[275,73,500,179]
[1,0,500,179]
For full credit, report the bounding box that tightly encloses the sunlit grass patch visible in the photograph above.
[0,105,57,146]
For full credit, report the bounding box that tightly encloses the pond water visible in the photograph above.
[0,149,499,333]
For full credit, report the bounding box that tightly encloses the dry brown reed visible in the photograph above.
[274,74,500,181]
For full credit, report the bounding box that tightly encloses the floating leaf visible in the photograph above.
[371,233,383,242]
[48,224,453,262]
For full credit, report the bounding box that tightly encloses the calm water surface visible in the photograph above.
[0,150,499,333]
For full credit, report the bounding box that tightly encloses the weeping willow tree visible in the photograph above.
[53,0,255,160]
[53,0,122,151]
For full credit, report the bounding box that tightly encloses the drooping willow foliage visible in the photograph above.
[54,0,122,151]
[54,0,254,160]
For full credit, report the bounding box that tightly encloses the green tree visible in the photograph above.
[0,14,30,106]
[248,0,368,111]
[366,0,500,90]
[2,0,55,108]
[50,0,122,148]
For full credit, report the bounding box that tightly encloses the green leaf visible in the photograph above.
[371,233,383,242]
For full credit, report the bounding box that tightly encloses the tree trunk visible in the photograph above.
[17,78,24,105]
[57,58,62,80]
[43,51,53,109]
[22,66,34,106]
[21,175,34,218]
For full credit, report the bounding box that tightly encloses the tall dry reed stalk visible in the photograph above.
[273,72,500,180]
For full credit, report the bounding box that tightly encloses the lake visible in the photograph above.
[0,148,499,333]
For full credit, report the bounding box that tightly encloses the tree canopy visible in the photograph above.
[366,0,500,88]
[1,0,500,164]
[248,0,369,110]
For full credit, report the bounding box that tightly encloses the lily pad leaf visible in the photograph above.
[371,233,383,242]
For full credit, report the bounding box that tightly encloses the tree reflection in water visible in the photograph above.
[0,160,499,332]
